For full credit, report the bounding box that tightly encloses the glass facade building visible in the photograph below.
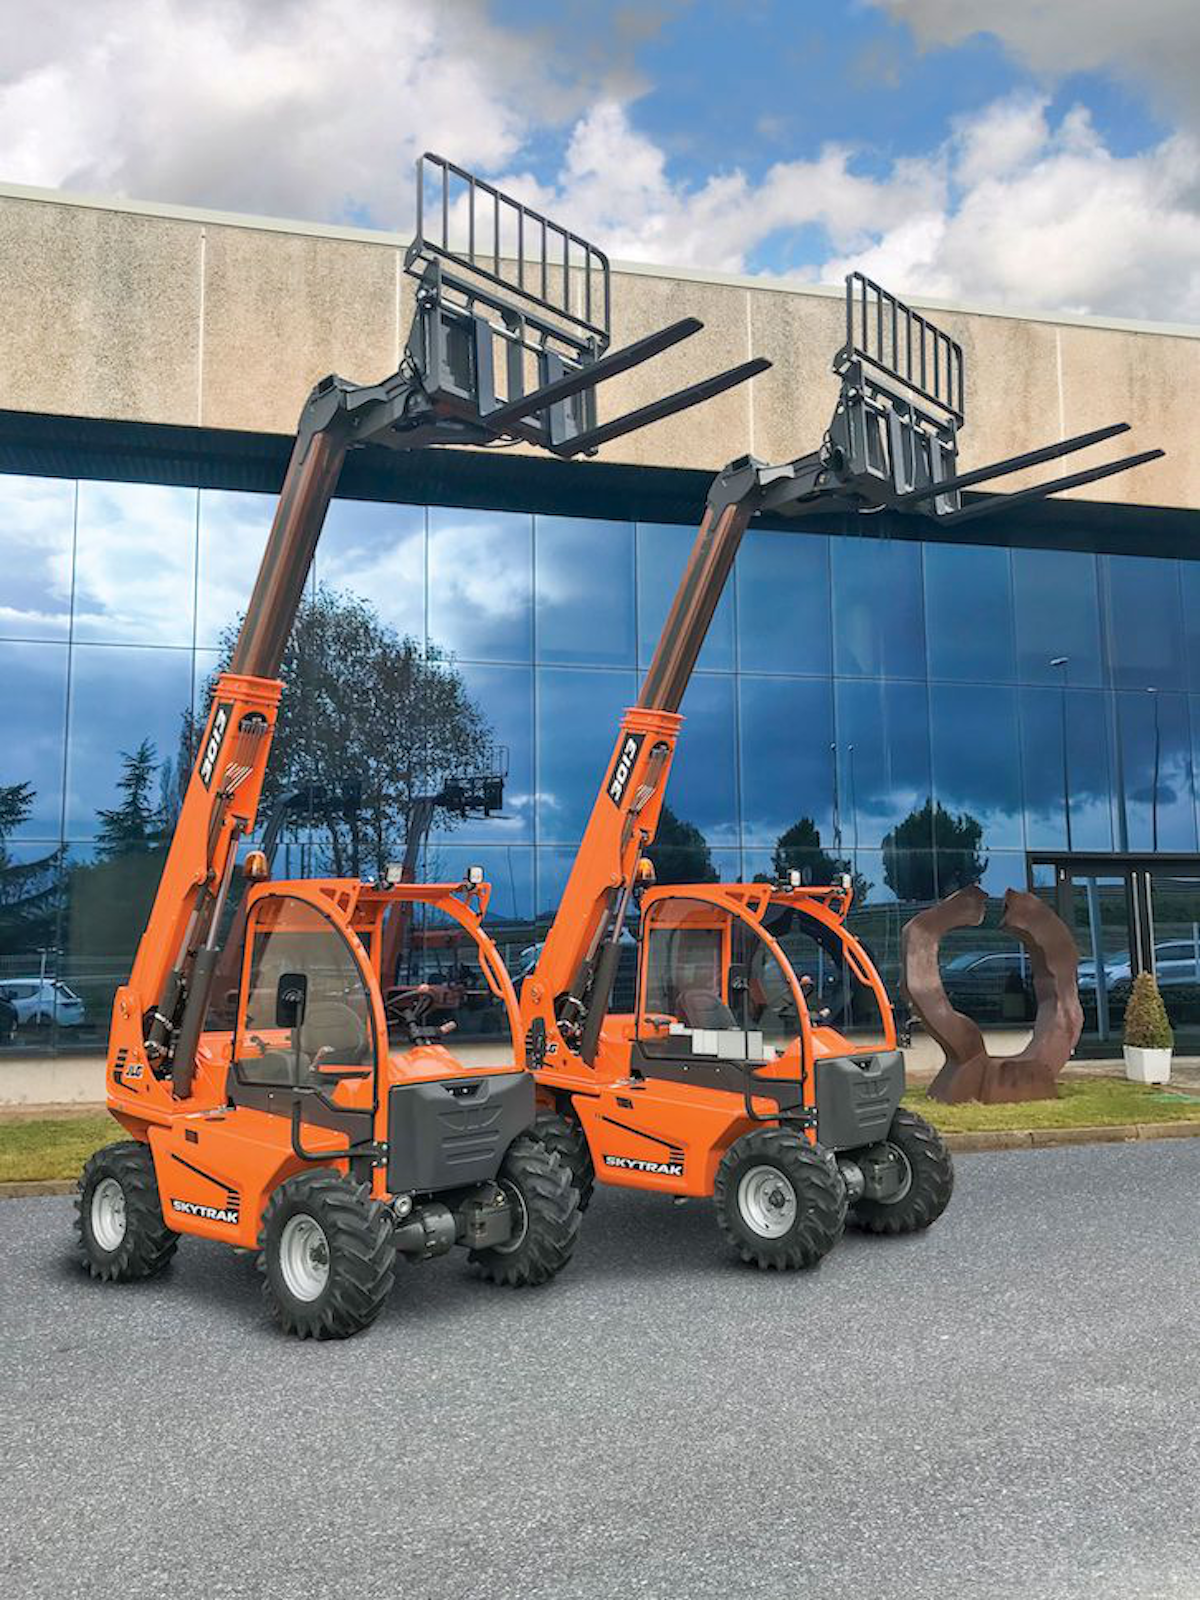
[4,467,1200,1052]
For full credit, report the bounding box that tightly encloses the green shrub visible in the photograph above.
[1123,971,1174,1050]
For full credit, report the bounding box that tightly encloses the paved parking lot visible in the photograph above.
[3,1141,1198,1600]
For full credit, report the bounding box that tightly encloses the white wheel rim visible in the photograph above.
[738,1164,798,1239]
[490,1181,529,1255]
[91,1176,127,1252]
[279,1214,331,1302]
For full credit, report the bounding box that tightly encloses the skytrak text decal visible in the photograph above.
[172,1198,240,1226]
[604,1154,684,1178]
[198,701,233,789]
[607,732,644,807]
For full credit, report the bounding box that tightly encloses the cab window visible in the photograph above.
[235,895,375,1085]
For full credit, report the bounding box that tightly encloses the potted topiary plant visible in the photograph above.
[1122,971,1173,1084]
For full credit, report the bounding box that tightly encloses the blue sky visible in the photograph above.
[0,0,1197,318]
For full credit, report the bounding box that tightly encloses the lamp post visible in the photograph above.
[1148,686,1161,851]
[1051,656,1072,853]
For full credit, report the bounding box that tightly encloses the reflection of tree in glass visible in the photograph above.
[201,587,495,880]
[760,816,871,901]
[882,798,986,903]
[0,781,63,957]
[646,805,718,885]
[96,739,162,859]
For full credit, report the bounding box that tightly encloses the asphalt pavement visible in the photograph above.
[2,1142,1198,1600]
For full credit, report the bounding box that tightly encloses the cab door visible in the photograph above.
[228,891,378,1151]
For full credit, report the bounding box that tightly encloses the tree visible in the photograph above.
[0,781,62,958]
[0,781,34,842]
[95,739,161,860]
[205,587,494,882]
[762,816,871,901]
[646,805,718,885]
[882,798,986,904]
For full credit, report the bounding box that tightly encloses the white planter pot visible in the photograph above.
[1123,1045,1172,1084]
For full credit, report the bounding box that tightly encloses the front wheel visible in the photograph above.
[76,1140,179,1282]
[258,1170,395,1340]
[714,1128,845,1271]
[470,1134,581,1287]
[847,1108,954,1236]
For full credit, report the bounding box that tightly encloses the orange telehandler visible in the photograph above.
[76,155,766,1337]
[521,274,1163,1270]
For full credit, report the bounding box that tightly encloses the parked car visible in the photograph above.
[941,950,1035,1022]
[0,978,86,1028]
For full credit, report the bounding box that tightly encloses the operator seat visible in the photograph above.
[678,988,739,1031]
[297,1001,368,1070]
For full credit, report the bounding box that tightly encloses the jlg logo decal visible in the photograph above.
[607,732,644,806]
[198,702,232,788]
[172,1198,239,1225]
[604,1154,684,1177]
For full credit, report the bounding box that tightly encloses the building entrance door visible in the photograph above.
[1029,854,1200,1053]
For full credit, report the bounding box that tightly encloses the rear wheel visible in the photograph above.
[715,1128,845,1271]
[534,1109,595,1210]
[76,1140,179,1282]
[847,1108,954,1235]
[470,1135,580,1287]
[259,1170,395,1340]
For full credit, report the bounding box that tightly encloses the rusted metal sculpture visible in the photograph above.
[902,885,1083,1104]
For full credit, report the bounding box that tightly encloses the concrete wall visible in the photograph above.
[0,181,1195,509]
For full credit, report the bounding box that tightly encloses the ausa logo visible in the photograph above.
[607,732,644,807]
[604,1154,684,1177]
[172,1198,240,1225]
[198,701,233,788]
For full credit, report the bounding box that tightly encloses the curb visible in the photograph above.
[0,1179,77,1199]
[943,1120,1200,1153]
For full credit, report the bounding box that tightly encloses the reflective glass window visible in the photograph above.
[739,675,834,850]
[536,516,635,667]
[736,529,830,676]
[0,641,69,840]
[59,842,160,1050]
[537,668,638,846]
[1013,547,1103,687]
[1105,555,1185,691]
[63,646,195,842]
[73,482,197,647]
[929,683,1023,850]
[315,498,425,644]
[1179,564,1200,693]
[667,674,738,849]
[834,678,931,850]
[438,663,533,844]
[1116,689,1196,851]
[428,507,532,662]
[196,490,277,650]
[638,522,734,672]
[831,536,925,678]
[924,543,1015,683]
[1019,686,1114,852]
[0,475,75,641]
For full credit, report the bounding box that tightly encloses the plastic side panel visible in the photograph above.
[814,1051,905,1150]
[387,1071,534,1194]
[148,1107,312,1250]
[573,1083,743,1198]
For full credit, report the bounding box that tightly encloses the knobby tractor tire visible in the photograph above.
[534,1108,596,1211]
[848,1108,955,1236]
[76,1140,179,1283]
[258,1169,395,1341]
[714,1127,846,1271]
[470,1134,581,1287]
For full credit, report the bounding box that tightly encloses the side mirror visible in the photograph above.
[275,972,308,1030]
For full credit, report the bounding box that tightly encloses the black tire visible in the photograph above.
[76,1140,179,1283]
[258,1169,395,1340]
[534,1109,596,1210]
[847,1108,955,1236]
[715,1128,846,1271]
[470,1134,581,1287]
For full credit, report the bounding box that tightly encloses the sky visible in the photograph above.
[0,0,1198,320]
